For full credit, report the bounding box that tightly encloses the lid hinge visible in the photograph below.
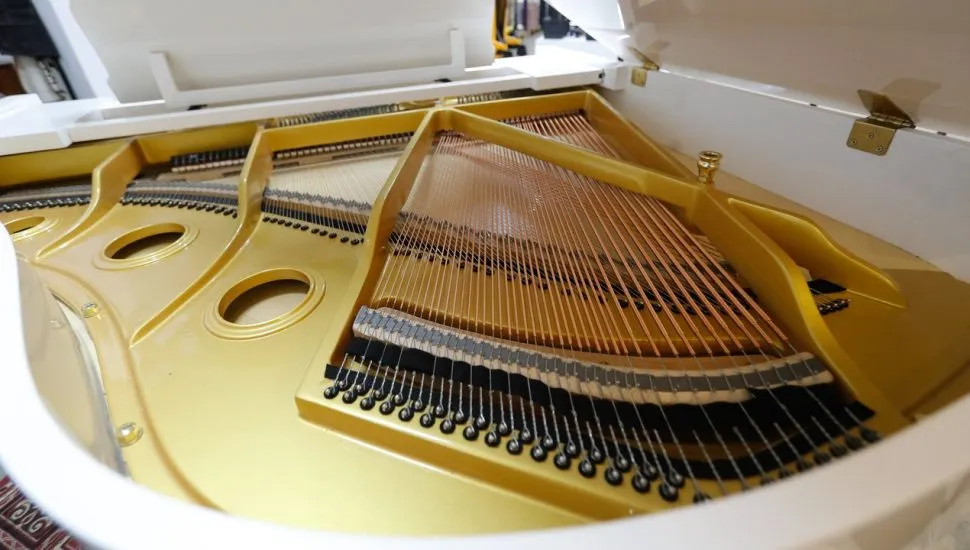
[629,49,660,87]
[847,90,915,156]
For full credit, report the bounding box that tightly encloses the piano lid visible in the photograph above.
[548,0,970,138]
[68,0,495,105]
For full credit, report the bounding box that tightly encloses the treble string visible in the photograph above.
[550,113,844,476]
[533,113,837,483]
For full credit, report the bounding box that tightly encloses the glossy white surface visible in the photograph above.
[146,29,469,108]
[549,0,970,138]
[603,72,970,282]
[31,0,114,100]
[623,0,970,137]
[0,51,608,155]
[0,95,75,152]
[69,0,496,104]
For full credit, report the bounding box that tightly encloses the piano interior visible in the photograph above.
[2,90,969,533]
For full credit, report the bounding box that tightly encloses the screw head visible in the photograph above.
[849,138,858,145]
[867,132,875,139]
[81,303,100,318]
[116,422,143,446]
[875,145,885,153]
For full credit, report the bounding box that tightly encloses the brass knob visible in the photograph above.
[696,151,723,185]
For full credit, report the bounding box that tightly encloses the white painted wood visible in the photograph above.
[550,0,970,137]
[148,30,467,108]
[0,50,605,152]
[602,72,970,282]
[0,228,968,549]
[60,54,602,142]
[0,95,74,155]
[65,73,536,143]
[495,51,606,91]
[599,63,633,91]
[68,0,496,104]
[0,94,39,118]
[30,0,115,100]
[76,100,171,121]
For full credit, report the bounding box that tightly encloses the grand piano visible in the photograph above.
[0,0,968,548]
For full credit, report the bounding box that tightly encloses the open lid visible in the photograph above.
[548,0,970,137]
[68,0,495,106]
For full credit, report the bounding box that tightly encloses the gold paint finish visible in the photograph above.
[98,223,196,269]
[4,215,53,240]
[0,141,125,188]
[726,198,904,308]
[305,109,440,369]
[37,142,143,260]
[691,189,903,431]
[914,360,970,417]
[47,206,239,341]
[205,268,324,340]
[449,109,698,207]
[0,207,84,261]
[4,90,970,535]
[129,213,581,533]
[134,123,259,165]
[129,130,266,345]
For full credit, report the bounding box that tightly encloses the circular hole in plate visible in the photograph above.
[4,216,46,235]
[219,270,311,326]
[105,223,186,260]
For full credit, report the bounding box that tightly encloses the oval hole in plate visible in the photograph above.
[105,223,186,260]
[4,216,45,235]
[220,276,311,326]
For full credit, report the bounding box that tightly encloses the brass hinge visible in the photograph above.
[629,48,660,87]
[847,90,915,156]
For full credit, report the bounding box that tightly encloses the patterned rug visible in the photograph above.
[0,476,81,549]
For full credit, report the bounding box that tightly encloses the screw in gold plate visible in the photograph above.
[116,422,144,447]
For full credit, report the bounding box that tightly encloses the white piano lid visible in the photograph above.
[549,0,970,138]
[68,0,495,105]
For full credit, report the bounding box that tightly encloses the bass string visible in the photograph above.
[508,126,725,488]
[485,131,702,492]
[333,139,448,397]
[325,142,428,386]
